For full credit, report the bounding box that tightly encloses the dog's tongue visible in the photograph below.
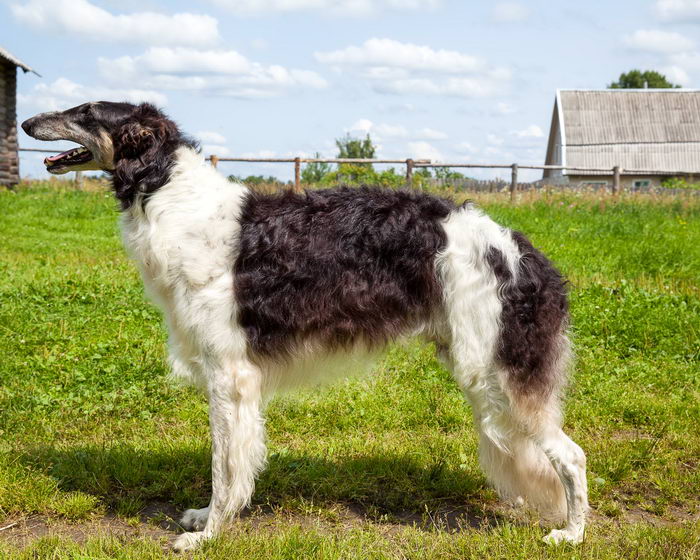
[46,149,76,162]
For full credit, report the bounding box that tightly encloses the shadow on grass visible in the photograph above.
[20,442,506,533]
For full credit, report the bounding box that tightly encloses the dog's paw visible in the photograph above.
[180,507,210,532]
[173,530,209,552]
[542,528,583,545]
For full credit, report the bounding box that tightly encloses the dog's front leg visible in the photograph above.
[173,361,266,551]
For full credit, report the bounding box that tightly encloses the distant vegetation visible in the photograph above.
[661,177,700,190]
[301,133,471,189]
[227,174,286,187]
[608,69,680,89]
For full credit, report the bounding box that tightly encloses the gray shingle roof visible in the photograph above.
[552,89,700,174]
[0,46,39,75]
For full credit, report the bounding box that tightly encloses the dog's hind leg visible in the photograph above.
[173,359,266,551]
[450,364,586,543]
[535,424,588,544]
[449,363,568,519]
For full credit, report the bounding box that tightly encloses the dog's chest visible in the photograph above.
[121,204,237,321]
[121,212,183,295]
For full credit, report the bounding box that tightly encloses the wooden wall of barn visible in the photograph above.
[0,60,19,186]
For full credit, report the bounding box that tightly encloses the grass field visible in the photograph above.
[0,183,698,559]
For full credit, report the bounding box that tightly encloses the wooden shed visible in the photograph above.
[1,47,38,187]
[543,89,700,189]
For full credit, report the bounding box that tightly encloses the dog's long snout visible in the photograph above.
[20,112,65,141]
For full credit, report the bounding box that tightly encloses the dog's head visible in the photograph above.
[22,102,193,208]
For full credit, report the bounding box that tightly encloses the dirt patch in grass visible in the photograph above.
[0,512,171,549]
[2,500,697,550]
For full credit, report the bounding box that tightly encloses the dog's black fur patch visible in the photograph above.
[487,232,569,396]
[234,187,454,359]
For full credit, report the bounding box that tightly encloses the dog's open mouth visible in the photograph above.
[44,146,93,173]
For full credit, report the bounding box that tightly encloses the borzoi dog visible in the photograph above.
[22,102,588,551]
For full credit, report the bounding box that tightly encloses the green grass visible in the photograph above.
[1,184,699,559]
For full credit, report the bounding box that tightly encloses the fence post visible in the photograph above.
[612,166,620,194]
[294,157,301,192]
[74,171,84,190]
[210,154,219,169]
[406,159,414,187]
[510,163,518,203]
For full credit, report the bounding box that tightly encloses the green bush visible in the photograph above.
[660,177,700,190]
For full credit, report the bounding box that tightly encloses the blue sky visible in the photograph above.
[4,0,700,181]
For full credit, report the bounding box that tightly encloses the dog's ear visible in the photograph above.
[115,121,157,158]
[113,104,178,160]
[112,104,179,207]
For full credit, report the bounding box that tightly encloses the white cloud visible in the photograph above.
[107,48,251,75]
[623,29,694,54]
[493,2,529,22]
[494,102,515,115]
[18,77,167,112]
[202,144,232,156]
[669,50,700,71]
[487,133,504,146]
[317,38,484,74]
[239,149,278,159]
[11,0,220,47]
[375,123,409,138]
[407,141,444,161]
[196,131,227,144]
[98,47,327,98]
[511,124,544,138]
[655,0,700,21]
[455,141,477,153]
[415,127,448,140]
[315,38,510,97]
[347,118,374,134]
[484,146,505,156]
[661,65,691,85]
[211,0,439,16]
[346,119,447,142]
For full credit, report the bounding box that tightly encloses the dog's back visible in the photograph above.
[235,186,454,360]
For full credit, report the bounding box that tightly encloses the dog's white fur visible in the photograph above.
[120,147,587,551]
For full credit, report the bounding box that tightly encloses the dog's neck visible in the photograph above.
[120,146,239,219]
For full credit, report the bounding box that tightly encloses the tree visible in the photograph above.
[608,69,680,89]
[335,133,376,164]
[301,152,332,184]
[335,133,377,182]
[434,167,466,181]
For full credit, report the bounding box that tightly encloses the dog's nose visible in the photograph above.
[21,117,35,135]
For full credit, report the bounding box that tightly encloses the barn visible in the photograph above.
[543,89,700,189]
[1,46,38,187]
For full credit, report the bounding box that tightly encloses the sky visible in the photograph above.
[4,0,700,182]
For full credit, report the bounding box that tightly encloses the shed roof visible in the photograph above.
[549,89,700,174]
[0,46,39,75]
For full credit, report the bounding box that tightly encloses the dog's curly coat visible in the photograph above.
[22,102,588,551]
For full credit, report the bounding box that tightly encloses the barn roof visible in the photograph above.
[547,89,700,174]
[0,46,39,75]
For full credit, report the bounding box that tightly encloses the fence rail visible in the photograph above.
[205,155,699,200]
[19,148,698,198]
[19,148,62,153]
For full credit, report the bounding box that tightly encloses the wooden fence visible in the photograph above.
[18,148,698,200]
[207,155,695,201]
